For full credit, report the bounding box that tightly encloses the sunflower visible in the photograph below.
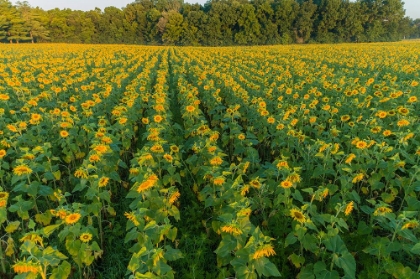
[397,119,410,127]
[150,144,164,153]
[124,212,140,226]
[213,177,225,186]
[0,192,9,201]
[352,173,364,183]
[153,115,163,123]
[267,117,275,124]
[345,201,354,216]
[7,125,18,133]
[0,149,6,159]
[170,145,179,153]
[401,220,418,230]
[12,261,40,274]
[155,148,170,160]
[376,111,387,118]
[186,105,195,113]
[169,191,181,204]
[408,96,417,103]
[280,180,293,189]
[80,233,93,243]
[65,213,81,225]
[253,244,276,259]
[0,94,10,101]
[397,107,409,116]
[290,209,306,223]
[345,153,356,164]
[383,130,392,137]
[89,154,101,163]
[221,224,242,236]
[30,113,42,122]
[13,165,33,176]
[276,160,289,169]
[373,206,392,216]
[210,156,223,166]
[238,133,246,140]
[340,115,350,122]
[74,168,88,179]
[276,123,285,130]
[119,117,128,125]
[60,130,69,138]
[98,177,109,187]
[93,144,109,154]
[355,140,368,149]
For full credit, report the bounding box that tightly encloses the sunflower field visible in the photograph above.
[0,42,419,279]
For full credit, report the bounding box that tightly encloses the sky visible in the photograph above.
[11,0,420,19]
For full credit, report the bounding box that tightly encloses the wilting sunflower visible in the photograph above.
[253,244,276,259]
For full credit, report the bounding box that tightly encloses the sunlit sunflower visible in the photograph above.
[60,130,69,138]
[356,140,368,149]
[280,180,293,189]
[65,213,81,225]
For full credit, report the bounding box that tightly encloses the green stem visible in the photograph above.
[330,254,335,271]
[0,240,6,274]
[98,214,104,250]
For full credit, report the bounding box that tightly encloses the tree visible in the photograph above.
[181,6,206,45]
[7,5,31,43]
[273,0,299,44]
[254,0,280,44]
[235,3,261,45]
[0,0,13,42]
[161,10,183,45]
[16,2,49,42]
[313,0,343,43]
[295,0,317,43]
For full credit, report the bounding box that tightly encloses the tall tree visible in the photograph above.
[160,10,183,44]
[0,0,13,42]
[7,5,31,43]
[16,1,49,42]
[235,3,261,45]
[295,0,317,43]
[254,0,280,44]
[314,0,343,42]
[273,0,299,43]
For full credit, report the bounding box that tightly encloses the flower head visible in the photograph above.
[13,165,33,176]
[80,233,93,243]
[65,213,81,225]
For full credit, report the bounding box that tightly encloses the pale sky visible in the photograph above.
[11,0,420,19]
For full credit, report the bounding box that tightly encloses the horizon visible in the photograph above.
[11,0,420,19]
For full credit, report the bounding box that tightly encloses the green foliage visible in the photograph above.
[0,0,416,44]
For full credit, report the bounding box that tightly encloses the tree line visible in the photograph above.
[1,0,420,45]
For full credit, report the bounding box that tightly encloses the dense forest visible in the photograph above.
[1,0,420,45]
